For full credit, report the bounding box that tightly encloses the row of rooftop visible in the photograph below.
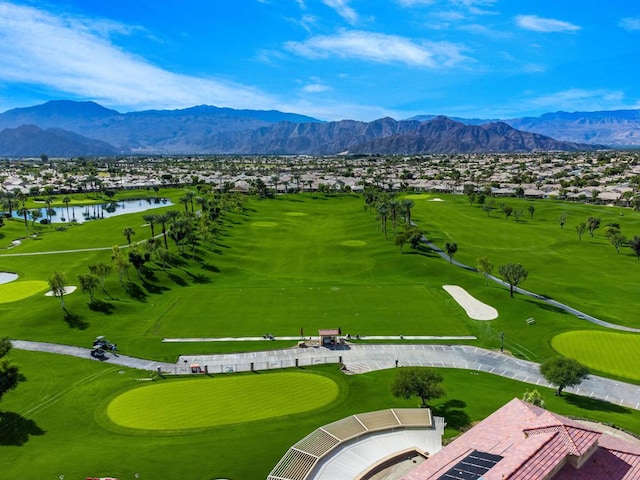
[1,151,639,205]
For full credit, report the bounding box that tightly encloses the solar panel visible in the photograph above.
[437,450,503,480]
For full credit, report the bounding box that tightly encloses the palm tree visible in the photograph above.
[0,189,17,216]
[142,213,157,237]
[62,196,71,221]
[388,197,399,234]
[179,195,190,214]
[44,195,55,225]
[401,199,415,225]
[195,196,210,215]
[122,227,135,245]
[376,202,389,240]
[156,213,170,249]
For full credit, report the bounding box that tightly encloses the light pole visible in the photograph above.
[500,332,505,353]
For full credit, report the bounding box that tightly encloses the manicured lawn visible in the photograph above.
[409,194,640,329]
[1,189,640,479]
[0,192,621,366]
[1,349,639,480]
[551,330,640,381]
[106,372,339,430]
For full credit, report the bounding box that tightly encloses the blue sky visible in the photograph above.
[0,0,639,121]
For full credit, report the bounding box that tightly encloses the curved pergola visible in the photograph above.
[267,408,444,480]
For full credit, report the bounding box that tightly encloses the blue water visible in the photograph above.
[12,198,173,224]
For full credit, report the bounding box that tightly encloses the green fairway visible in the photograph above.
[2,188,640,479]
[551,331,640,381]
[107,372,339,430]
[2,350,639,480]
[0,191,622,367]
[0,280,49,303]
[410,194,640,329]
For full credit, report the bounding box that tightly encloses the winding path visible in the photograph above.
[425,239,640,333]
[12,340,640,412]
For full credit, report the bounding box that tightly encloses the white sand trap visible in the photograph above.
[443,285,498,320]
[429,197,444,202]
[0,272,18,285]
[44,286,77,296]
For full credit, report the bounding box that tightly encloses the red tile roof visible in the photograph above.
[402,398,640,480]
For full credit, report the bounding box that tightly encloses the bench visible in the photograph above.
[525,317,536,325]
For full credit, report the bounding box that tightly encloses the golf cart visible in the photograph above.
[90,347,106,358]
[91,336,118,359]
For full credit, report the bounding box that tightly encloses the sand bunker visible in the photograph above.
[44,286,77,297]
[443,285,498,320]
[429,198,444,202]
[0,272,19,285]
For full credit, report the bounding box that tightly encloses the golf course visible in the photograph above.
[1,188,639,479]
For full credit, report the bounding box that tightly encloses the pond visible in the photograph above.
[11,198,173,224]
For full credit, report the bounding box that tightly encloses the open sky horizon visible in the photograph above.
[0,1,639,122]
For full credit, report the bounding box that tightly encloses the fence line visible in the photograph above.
[158,355,344,376]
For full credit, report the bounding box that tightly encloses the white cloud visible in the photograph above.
[285,30,467,67]
[515,15,581,33]
[302,83,332,93]
[0,2,278,111]
[322,0,358,24]
[527,89,626,111]
[619,17,640,31]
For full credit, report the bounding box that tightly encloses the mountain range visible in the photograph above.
[0,100,635,157]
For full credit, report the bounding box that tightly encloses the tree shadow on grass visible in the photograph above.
[88,299,115,315]
[432,399,471,431]
[186,272,210,284]
[64,310,89,330]
[167,254,188,268]
[168,273,188,286]
[124,281,148,302]
[142,281,169,295]
[564,393,630,414]
[201,263,220,273]
[141,266,158,282]
[524,299,568,315]
[0,411,45,446]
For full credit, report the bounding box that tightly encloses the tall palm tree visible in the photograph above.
[401,199,415,225]
[122,227,135,245]
[142,213,157,237]
[388,197,398,234]
[179,195,190,215]
[0,189,16,216]
[62,196,71,221]
[376,202,389,240]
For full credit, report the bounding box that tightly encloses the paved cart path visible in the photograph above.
[13,340,640,412]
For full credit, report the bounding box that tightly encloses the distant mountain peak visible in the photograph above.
[0,100,623,155]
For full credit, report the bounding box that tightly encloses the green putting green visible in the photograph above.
[0,280,49,303]
[551,331,640,381]
[107,372,339,430]
[340,240,367,247]
[251,221,278,227]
